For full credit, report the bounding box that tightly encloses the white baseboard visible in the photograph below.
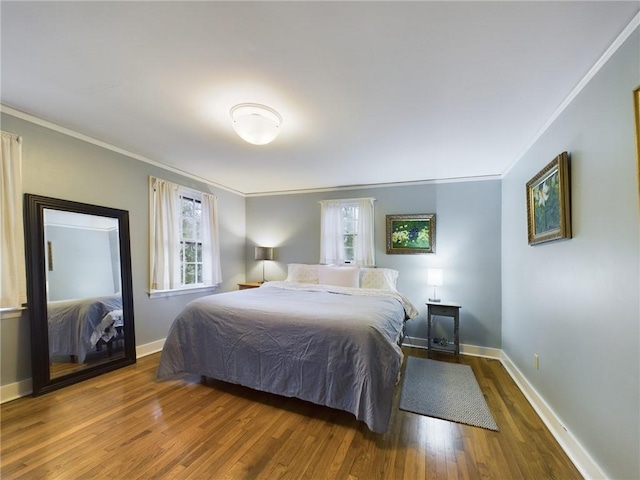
[0,378,33,404]
[136,338,165,358]
[500,351,606,480]
[402,336,502,360]
[402,336,605,478]
[402,335,430,350]
[0,338,167,405]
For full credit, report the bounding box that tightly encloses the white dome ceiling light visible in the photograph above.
[230,103,282,145]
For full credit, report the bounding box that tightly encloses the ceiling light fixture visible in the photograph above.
[230,103,282,145]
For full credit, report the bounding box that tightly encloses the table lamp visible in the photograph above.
[427,268,443,302]
[255,246,274,283]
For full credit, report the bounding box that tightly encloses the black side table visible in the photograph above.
[426,301,462,359]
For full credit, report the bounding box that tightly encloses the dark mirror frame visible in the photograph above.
[24,194,136,396]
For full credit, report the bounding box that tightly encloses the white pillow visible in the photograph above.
[285,263,320,284]
[318,265,360,288]
[359,268,399,291]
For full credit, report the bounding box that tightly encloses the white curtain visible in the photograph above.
[319,198,375,266]
[201,192,222,286]
[0,132,27,308]
[149,177,180,290]
[355,198,375,266]
[320,200,346,265]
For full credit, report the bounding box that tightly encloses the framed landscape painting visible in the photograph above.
[526,152,571,245]
[386,214,435,254]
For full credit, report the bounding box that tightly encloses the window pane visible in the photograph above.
[194,201,202,240]
[342,207,357,234]
[195,219,201,240]
[184,242,196,262]
[342,206,357,222]
[196,265,203,284]
[344,234,355,248]
[182,198,193,217]
[181,220,188,239]
[196,243,202,262]
[185,264,195,284]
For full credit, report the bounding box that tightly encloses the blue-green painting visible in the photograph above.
[386,214,435,253]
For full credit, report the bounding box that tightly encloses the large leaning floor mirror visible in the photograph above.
[24,194,136,396]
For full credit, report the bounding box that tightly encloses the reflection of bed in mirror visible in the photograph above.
[43,208,124,371]
[48,293,124,364]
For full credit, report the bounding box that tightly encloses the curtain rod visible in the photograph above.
[318,197,376,204]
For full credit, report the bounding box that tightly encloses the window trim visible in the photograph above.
[148,284,216,299]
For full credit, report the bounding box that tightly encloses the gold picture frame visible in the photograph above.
[526,152,571,245]
[386,214,435,254]
[634,86,640,203]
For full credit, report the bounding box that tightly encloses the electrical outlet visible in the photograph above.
[534,354,539,370]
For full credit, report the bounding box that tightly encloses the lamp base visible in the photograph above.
[428,298,441,302]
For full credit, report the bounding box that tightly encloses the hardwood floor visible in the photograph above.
[0,348,582,479]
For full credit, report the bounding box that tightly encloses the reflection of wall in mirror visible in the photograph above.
[44,212,121,301]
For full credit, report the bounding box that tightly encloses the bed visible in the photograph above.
[48,293,123,363]
[157,265,418,433]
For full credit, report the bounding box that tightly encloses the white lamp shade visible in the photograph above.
[230,103,282,145]
[427,268,443,286]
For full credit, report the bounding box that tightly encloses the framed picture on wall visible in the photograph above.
[526,152,571,245]
[386,214,435,254]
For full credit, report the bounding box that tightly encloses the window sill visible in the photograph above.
[148,285,217,299]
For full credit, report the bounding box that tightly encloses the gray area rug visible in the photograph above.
[399,356,499,431]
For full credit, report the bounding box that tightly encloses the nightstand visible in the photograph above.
[426,301,462,359]
[237,281,263,290]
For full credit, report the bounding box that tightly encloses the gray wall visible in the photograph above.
[501,29,640,479]
[246,179,502,347]
[0,112,247,386]
[46,225,117,301]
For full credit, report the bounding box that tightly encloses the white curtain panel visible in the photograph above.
[320,198,375,266]
[149,177,181,290]
[201,192,222,286]
[0,132,27,308]
[355,198,375,266]
[320,200,346,265]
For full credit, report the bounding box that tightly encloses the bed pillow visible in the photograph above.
[318,265,360,288]
[360,267,399,291]
[285,263,320,284]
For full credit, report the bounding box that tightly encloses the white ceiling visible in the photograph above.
[2,1,638,195]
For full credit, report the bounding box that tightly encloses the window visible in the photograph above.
[179,194,203,286]
[149,176,221,296]
[319,198,375,266]
[341,204,358,262]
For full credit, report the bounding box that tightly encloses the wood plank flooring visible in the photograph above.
[0,348,583,479]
